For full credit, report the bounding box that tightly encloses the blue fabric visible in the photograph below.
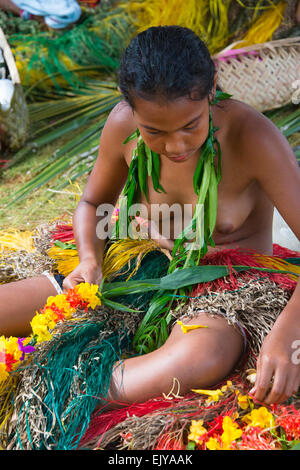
[54,273,65,290]
[12,0,81,29]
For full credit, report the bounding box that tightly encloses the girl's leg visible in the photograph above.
[0,276,58,337]
[107,312,244,406]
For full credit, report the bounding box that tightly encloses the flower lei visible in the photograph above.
[185,381,300,451]
[115,90,231,272]
[0,283,101,384]
[155,380,300,451]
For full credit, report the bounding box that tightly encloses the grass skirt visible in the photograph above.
[0,223,299,450]
[171,277,292,370]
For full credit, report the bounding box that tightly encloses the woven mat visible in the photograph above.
[214,36,300,111]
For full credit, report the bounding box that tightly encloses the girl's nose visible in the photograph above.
[164,135,187,156]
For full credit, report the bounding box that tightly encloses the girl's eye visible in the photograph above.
[146,130,160,135]
[184,123,198,131]
[146,121,199,135]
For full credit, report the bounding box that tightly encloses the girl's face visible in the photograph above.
[132,94,210,163]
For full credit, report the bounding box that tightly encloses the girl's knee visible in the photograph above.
[163,328,243,392]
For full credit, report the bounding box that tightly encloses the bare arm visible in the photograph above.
[241,111,300,404]
[63,103,133,288]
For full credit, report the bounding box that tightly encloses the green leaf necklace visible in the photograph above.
[115,90,231,273]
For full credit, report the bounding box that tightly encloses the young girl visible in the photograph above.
[1,26,300,408]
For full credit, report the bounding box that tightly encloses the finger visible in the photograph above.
[95,272,103,285]
[253,357,274,403]
[278,369,300,403]
[249,354,263,396]
[62,277,77,292]
[82,272,100,285]
[264,367,287,405]
[249,364,260,396]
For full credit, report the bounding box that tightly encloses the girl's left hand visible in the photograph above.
[250,305,300,404]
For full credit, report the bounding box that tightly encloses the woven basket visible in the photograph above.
[0,27,29,154]
[213,37,300,112]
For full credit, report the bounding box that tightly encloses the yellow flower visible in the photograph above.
[206,437,222,450]
[0,363,9,383]
[242,406,274,430]
[221,416,243,448]
[74,283,101,309]
[31,312,55,343]
[221,380,233,393]
[46,295,74,319]
[188,419,207,444]
[0,336,22,361]
[177,320,208,334]
[236,391,252,410]
[0,335,7,353]
[206,416,242,450]
[191,387,223,403]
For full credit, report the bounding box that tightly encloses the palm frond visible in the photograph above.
[3,78,121,207]
[265,104,300,164]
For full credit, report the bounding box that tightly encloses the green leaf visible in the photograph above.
[197,158,212,205]
[193,149,206,193]
[157,317,169,347]
[160,265,248,290]
[208,165,218,236]
[160,264,299,291]
[132,292,171,346]
[145,145,153,176]
[54,240,77,250]
[152,151,160,176]
[102,279,161,297]
[123,129,140,145]
[290,441,300,450]
[186,441,196,450]
[211,90,232,104]
[137,139,149,201]
[101,297,142,314]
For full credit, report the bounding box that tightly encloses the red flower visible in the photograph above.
[234,427,277,450]
[155,433,185,450]
[40,304,66,322]
[275,407,300,441]
[66,290,88,311]
[5,353,18,372]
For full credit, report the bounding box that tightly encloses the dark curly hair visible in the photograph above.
[118,25,217,107]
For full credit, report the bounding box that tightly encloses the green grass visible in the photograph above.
[0,134,89,230]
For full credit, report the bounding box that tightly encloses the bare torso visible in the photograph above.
[120,99,274,255]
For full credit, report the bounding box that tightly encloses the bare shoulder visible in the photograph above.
[103,100,136,146]
[224,100,300,238]
[224,99,297,170]
[223,98,279,144]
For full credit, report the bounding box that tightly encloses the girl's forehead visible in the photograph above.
[132,95,208,131]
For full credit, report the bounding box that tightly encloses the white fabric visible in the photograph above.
[272,208,300,251]
[0,79,14,111]
[42,271,63,295]
[12,0,81,29]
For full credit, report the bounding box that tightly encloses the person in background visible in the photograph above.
[0,0,82,30]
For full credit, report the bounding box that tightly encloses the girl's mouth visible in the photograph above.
[167,149,195,162]
[169,155,188,161]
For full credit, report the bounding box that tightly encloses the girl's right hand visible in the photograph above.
[62,258,103,292]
